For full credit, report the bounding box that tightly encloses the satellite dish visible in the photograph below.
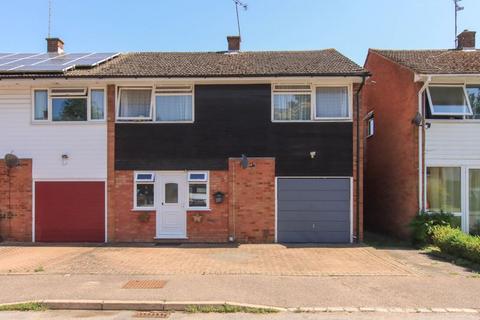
[240,154,249,169]
[4,153,19,169]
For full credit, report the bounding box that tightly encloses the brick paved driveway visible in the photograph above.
[0,244,413,276]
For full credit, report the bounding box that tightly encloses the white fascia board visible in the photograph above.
[415,73,480,83]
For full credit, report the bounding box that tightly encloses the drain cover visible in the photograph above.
[123,280,167,289]
[134,311,170,318]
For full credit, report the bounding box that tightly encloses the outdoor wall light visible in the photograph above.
[61,153,69,165]
[310,151,317,159]
[214,191,225,204]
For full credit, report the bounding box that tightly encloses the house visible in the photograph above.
[0,36,368,243]
[363,30,480,239]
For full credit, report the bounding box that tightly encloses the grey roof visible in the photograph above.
[0,49,368,79]
[370,49,480,74]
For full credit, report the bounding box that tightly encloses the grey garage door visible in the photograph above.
[277,178,351,243]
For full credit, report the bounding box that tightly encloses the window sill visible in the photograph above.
[116,120,194,124]
[272,119,353,123]
[132,208,155,212]
[31,121,106,125]
[187,208,211,212]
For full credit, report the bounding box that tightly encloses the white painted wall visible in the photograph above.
[425,121,480,167]
[0,86,107,179]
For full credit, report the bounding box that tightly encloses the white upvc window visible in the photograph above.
[155,85,194,122]
[367,114,375,138]
[187,171,209,210]
[117,87,154,121]
[32,87,105,122]
[272,84,351,122]
[426,85,473,116]
[134,172,155,210]
[272,84,312,121]
[314,86,350,120]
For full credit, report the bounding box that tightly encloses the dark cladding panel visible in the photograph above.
[115,84,353,176]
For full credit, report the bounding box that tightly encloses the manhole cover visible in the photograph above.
[134,311,170,318]
[123,280,167,289]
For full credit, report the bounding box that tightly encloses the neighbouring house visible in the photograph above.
[0,36,368,243]
[363,30,480,239]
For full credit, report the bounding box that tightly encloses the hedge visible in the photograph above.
[431,226,480,264]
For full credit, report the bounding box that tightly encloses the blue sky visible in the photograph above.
[0,0,479,65]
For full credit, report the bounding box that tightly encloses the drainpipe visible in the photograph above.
[417,76,431,212]
[355,75,367,243]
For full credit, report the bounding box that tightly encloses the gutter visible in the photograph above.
[355,75,367,243]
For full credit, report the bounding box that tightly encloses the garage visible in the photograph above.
[277,178,351,243]
[35,181,105,242]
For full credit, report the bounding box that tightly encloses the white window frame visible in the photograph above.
[133,171,156,211]
[154,85,194,123]
[313,85,352,121]
[426,84,473,117]
[89,88,106,122]
[271,83,353,122]
[187,171,210,210]
[116,87,154,121]
[31,87,106,123]
[32,88,49,122]
[367,115,375,138]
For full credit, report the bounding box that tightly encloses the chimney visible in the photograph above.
[46,37,64,54]
[227,36,241,51]
[457,30,476,50]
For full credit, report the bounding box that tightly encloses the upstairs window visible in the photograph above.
[272,84,351,121]
[155,86,193,122]
[426,86,472,117]
[51,88,88,121]
[315,86,349,119]
[273,85,311,121]
[33,89,48,120]
[366,113,375,138]
[33,88,104,122]
[118,88,153,120]
[466,86,480,119]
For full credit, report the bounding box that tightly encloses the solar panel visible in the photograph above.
[0,52,119,73]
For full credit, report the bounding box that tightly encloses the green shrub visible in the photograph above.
[410,211,457,246]
[431,226,480,264]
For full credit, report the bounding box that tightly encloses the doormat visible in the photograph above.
[134,311,170,318]
[122,280,167,289]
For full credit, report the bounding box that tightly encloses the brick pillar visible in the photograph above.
[353,83,364,242]
[107,84,116,242]
[228,158,275,243]
[0,159,32,242]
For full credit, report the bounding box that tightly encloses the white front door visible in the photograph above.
[156,172,187,239]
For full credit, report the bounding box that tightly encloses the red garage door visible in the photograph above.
[35,181,105,242]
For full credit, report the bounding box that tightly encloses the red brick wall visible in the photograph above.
[187,171,229,242]
[363,51,422,239]
[107,84,116,242]
[352,83,364,242]
[112,170,156,242]
[0,159,32,242]
[228,158,275,243]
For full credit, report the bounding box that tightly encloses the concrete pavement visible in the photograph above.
[1,273,479,309]
[0,310,479,320]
